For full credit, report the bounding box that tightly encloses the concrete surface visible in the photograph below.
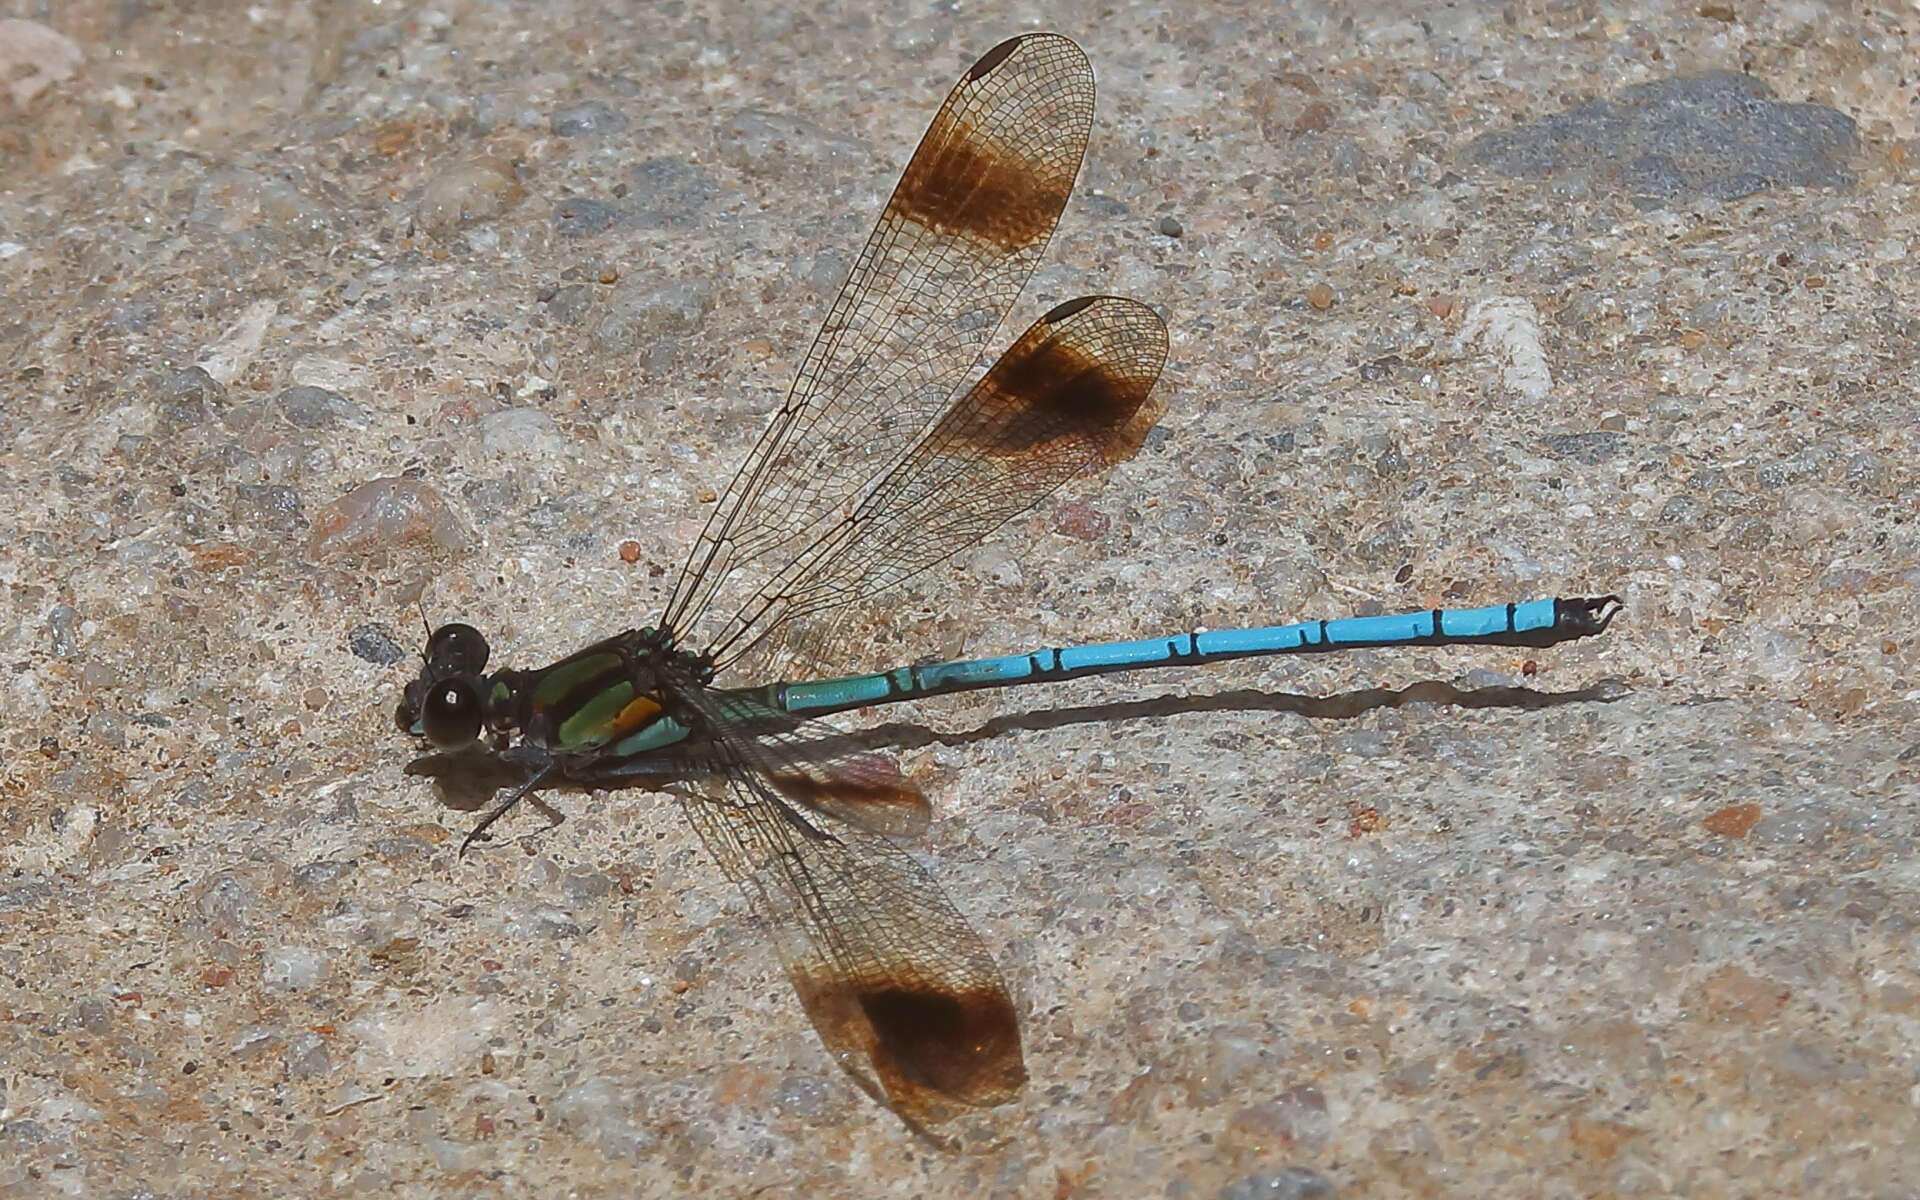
[1,0,1916,1195]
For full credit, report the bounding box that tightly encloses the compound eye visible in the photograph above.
[425,623,490,676]
[421,677,484,748]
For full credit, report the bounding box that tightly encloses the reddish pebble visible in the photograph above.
[1294,101,1335,133]
[1051,501,1110,541]
[308,477,473,559]
[1703,803,1762,838]
[618,540,642,564]
[1307,282,1335,309]
[1427,293,1459,319]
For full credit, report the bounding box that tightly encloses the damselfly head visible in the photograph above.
[394,622,494,747]
[424,622,490,677]
[419,676,485,748]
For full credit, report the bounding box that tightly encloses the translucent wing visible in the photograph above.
[661,34,1095,650]
[705,295,1169,676]
[668,686,1024,1131]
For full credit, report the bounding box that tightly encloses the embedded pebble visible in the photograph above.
[1219,1168,1338,1200]
[627,157,715,229]
[477,407,568,458]
[549,101,627,137]
[416,157,524,231]
[590,278,716,356]
[284,1032,331,1078]
[47,604,79,657]
[307,477,472,558]
[276,385,370,430]
[347,623,405,666]
[1465,71,1857,205]
[545,283,593,324]
[231,483,307,532]
[553,197,618,238]
[549,1078,661,1160]
[263,945,326,991]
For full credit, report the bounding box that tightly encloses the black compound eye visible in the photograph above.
[425,623,490,677]
[421,677,484,748]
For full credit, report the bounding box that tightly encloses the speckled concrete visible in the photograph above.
[2,1,1917,1196]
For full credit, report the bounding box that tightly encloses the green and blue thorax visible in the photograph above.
[480,631,705,759]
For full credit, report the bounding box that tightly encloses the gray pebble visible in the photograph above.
[1538,431,1625,464]
[591,278,716,357]
[48,603,79,657]
[1464,72,1857,206]
[348,623,405,666]
[231,483,307,532]
[276,385,369,430]
[549,101,627,137]
[627,157,715,229]
[1220,1167,1338,1200]
[554,197,618,238]
[545,283,593,324]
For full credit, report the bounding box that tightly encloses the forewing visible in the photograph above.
[707,295,1169,675]
[669,686,1025,1130]
[662,34,1095,647]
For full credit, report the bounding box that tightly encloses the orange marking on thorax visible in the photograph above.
[611,692,663,736]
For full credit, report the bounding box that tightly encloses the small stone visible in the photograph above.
[562,869,611,907]
[1464,71,1857,206]
[1306,282,1335,309]
[476,407,567,458]
[263,945,326,991]
[1703,803,1762,838]
[968,544,1023,587]
[308,477,473,558]
[553,197,618,239]
[627,157,716,229]
[1220,1166,1337,1199]
[545,283,593,325]
[47,603,79,657]
[276,385,369,430]
[550,1078,660,1160]
[549,101,627,137]
[83,712,127,749]
[417,157,524,231]
[231,483,307,533]
[348,623,405,666]
[284,1032,331,1079]
[1538,432,1624,464]
[1050,500,1110,541]
[1156,214,1183,237]
[591,278,716,357]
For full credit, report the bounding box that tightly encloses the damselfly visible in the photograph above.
[395,33,1620,1134]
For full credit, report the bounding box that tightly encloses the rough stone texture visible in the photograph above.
[1465,71,1859,206]
[1,0,1917,1196]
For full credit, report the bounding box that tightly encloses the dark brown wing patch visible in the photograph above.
[896,117,1073,250]
[946,296,1167,463]
[858,983,1025,1101]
